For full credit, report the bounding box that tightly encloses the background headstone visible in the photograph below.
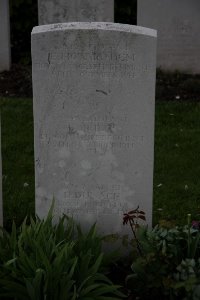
[38,0,114,25]
[32,23,157,235]
[137,0,200,74]
[0,116,2,227]
[0,0,11,72]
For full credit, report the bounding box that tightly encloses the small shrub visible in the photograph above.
[124,212,200,299]
[0,206,124,299]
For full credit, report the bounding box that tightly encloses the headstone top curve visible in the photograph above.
[32,22,157,38]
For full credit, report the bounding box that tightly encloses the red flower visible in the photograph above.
[123,207,146,226]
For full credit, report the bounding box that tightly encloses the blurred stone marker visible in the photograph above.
[0,116,2,227]
[0,0,11,72]
[32,23,157,235]
[38,0,114,25]
[138,0,200,74]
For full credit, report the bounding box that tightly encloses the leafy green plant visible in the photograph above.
[0,206,125,299]
[123,211,200,299]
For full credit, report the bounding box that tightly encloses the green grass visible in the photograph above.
[1,97,200,228]
[0,98,34,229]
[154,101,200,225]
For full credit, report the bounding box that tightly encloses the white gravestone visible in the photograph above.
[138,0,200,74]
[32,23,157,235]
[38,0,114,25]
[0,0,11,72]
[0,117,2,227]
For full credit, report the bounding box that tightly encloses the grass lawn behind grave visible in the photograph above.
[0,98,34,229]
[1,97,200,228]
[154,101,200,224]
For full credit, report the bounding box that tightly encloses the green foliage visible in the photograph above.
[0,208,124,299]
[126,224,200,299]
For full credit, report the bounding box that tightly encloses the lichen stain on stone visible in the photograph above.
[58,160,66,168]
[58,147,71,158]
[112,170,125,181]
[81,160,92,170]
[77,130,85,136]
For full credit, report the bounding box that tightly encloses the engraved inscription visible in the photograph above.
[33,47,151,78]
[55,184,132,215]
[39,126,144,153]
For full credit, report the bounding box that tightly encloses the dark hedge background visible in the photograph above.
[10,0,137,64]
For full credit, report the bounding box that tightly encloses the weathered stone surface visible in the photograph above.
[32,23,157,235]
[38,0,114,25]
[138,0,200,74]
[0,0,11,72]
[0,117,2,227]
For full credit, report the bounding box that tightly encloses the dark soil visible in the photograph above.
[0,64,32,98]
[1,64,200,101]
[156,69,200,102]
